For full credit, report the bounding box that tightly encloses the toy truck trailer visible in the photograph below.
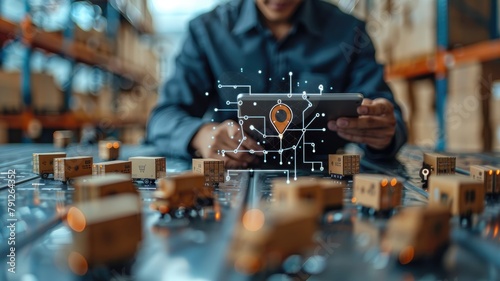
[485,165,500,199]
[54,156,93,184]
[428,175,484,227]
[73,173,137,203]
[53,130,73,148]
[98,140,121,161]
[419,153,456,186]
[129,156,166,185]
[151,172,212,218]
[353,174,403,216]
[229,203,317,274]
[272,177,344,215]
[66,194,142,268]
[328,154,360,179]
[192,158,225,186]
[33,152,66,179]
[93,160,132,176]
[470,165,495,197]
[382,206,451,264]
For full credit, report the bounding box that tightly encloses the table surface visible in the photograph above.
[0,144,499,281]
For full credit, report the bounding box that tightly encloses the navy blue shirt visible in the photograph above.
[146,0,407,160]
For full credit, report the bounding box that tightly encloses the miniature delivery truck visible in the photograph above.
[353,174,403,216]
[382,206,451,264]
[470,165,499,198]
[150,172,213,218]
[67,194,142,268]
[428,175,484,227]
[33,152,66,179]
[129,156,166,185]
[54,156,93,184]
[419,153,456,186]
[92,160,131,176]
[98,140,121,161]
[53,130,73,148]
[73,173,137,203]
[328,154,360,179]
[192,158,225,186]
[229,203,317,274]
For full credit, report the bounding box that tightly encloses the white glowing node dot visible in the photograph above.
[302,128,306,133]
[321,140,324,143]
[289,72,293,76]
[282,77,285,80]
[258,70,262,74]
[243,137,247,140]
[330,87,333,90]
[240,68,243,72]
[292,145,296,149]
[230,136,234,139]
[213,127,216,130]
[311,168,315,171]
[257,142,260,145]
[239,120,244,125]
[287,180,291,184]
[262,141,266,144]
[313,150,316,153]
[319,84,323,90]
[263,135,267,138]
[211,136,214,139]
[273,156,276,159]
[211,119,214,122]
[305,80,308,83]
[320,167,324,171]
[233,86,237,89]
[226,176,230,181]
[238,100,243,106]
[269,78,272,81]
[250,125,255,130]
[218,84,222,88]
[293,178,296,181]
[205,92,209,96]
[233,150,238,153]
[279,149,283,154]
[322,113,325,117]
[264,160,267,163]
[316,113,320,117]
[226,101,230,105]
[323,128,326,131]
[311,143,315,147]
[288,162,291,165]
[280,162,283,165]
[253,102,257,106]
[264,150,268,154]
[244,115,249,120]
[208,145,211,148]
[221,150,226,153]
[250,149,254,154]
[214,108,218,112]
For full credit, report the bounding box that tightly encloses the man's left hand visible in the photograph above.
[327,98,396,150]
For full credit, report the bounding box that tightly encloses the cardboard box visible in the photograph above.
[74,173,136,203]
[0,71,22,113]
[31,73,63,114]
[428,175,484,216]
[272,178,323,215]
[353,174,403,211]
[68,194,142,265]
[328,154,360,176]
[129,156,166,180]
[54,156,93,182]
[192,158,225,185]
[53,130,73,148]
[98,141,121,161]
[423,153,456,176]
[317,178,344,210]
[33,152,67,178]
[92,160,131,176]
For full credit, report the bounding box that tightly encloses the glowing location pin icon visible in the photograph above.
[270,103,292,139]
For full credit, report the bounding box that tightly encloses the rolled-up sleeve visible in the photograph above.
[146,20,214,159]
[344,22,408,160]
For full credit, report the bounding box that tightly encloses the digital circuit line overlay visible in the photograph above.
[214,71,328,180]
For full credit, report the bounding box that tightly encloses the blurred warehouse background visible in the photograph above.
[0,0,499,152]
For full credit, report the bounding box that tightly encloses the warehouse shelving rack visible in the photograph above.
[0,0,156,136]
[384,0,499,151]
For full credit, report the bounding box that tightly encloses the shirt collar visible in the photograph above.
[232,0,323,37]
[232,0,259,35]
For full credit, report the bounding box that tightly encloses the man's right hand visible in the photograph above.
[190,120,263,169]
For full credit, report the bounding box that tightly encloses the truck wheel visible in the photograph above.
[143,179,151,185]
[41,173,49,179]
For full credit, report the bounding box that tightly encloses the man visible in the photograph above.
[146,0,407,168]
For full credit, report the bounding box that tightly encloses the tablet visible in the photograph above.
[237,93,363,139]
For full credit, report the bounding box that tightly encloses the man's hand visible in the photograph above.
[328,98,396,150]
[190,120,263,168]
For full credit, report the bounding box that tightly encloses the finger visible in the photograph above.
[337,131,392,150]
[357,98,393,116]
[333,115,396,130]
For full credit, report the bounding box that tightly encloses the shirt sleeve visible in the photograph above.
[145,20,214,159]
[344,21,408,160]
